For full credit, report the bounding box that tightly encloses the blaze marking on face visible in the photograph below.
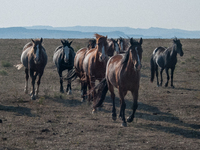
[64,46,70,61]
[121,42,123,50]
[135,47,141,64]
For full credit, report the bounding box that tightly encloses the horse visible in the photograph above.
[93,38,143,127]
[82,34,109,106]
[117,37,128,53]
[53,39,75,94]
[150,38,184,88]
[107,38,120,56]
[72,39,96,101]
[16,38,48,100]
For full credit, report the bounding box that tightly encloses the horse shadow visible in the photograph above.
[98,95,200,139]
[50,94,83,108]
[135,102,200,139]
[0,104,34,117]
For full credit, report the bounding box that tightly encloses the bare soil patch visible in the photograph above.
[0,38,200,149]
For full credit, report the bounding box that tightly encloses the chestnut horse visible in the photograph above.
[16,38,48,100]
[73,39,96,101]
[53,39,75,94]
[94,38,143,126]
[150,38,183,88]
[82,34,109,105]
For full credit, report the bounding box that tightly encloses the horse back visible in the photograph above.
[74,47,87,74]
[153,47,166,55]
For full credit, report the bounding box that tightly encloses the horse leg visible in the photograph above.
[58,70,64,93]
[108,83,116,121]
[119,89,127,127]
[24,68,29,94]
[171,67,175,88]
[159,68,164,86]
[30,69,36,100]
[155,65,159,87]
[127,90,138,123]
[165,68,169,87]
[35,71,43,97]
[66,79,72,95]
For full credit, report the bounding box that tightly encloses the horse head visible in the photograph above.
[61,39,73,63]
[95,34,108,62]
[111,39,120,55]
[117,37,125,52]
[87,39,96,49]
[173,38,184,56]
[31,38,43,64]
[129,38,143,71]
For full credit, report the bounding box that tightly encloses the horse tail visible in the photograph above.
[64,68,77,81]
[150,56,155,82]
[14,64,24,70]
[91,78,108,108]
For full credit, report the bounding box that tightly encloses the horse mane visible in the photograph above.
[94,33,107,44]
[121,38,138,64]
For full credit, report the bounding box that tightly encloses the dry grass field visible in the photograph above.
[0,38,200,150]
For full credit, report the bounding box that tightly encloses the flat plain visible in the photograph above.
[0,38,200,150]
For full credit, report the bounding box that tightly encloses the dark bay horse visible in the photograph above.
[82,34,109,105]
[18,38,47,100]
[94,38,143,127]
[117,37,128,53]
[73,39,96,101]
[150,38,183,88]
[53,39,75,94]
[107,38,120,56]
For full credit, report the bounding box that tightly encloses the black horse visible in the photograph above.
[150,38,184,88]
[53,39,75,94]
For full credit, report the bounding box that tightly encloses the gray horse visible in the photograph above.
[150,38,184,88]
[53,39,75,94]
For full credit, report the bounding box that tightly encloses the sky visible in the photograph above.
[0,0,200,31]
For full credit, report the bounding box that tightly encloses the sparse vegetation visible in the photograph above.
[0,39,200,149]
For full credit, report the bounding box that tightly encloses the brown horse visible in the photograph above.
[16,38,48,100]
[94,38,143,126]
[73,39,96,101]
[117,37,128,53]
[107,38,120,56]
[82,34,109,106]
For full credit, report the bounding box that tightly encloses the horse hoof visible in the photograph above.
[24,89,28,94]
[112,114,117,121]
[60,90,64,93]
[31,95,36,100]
[121,122,127,127]
[127,117,133,123]
[67,90,72,95]
[81,98,85,102]
[92,109,96,114]
[171,85,175,88]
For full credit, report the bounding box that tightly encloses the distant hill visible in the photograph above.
[0,26,200,39]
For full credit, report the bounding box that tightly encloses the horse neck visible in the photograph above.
[170,44,178,58]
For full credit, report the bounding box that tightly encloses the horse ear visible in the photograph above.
[130,38,134,45]
[31,39,35,44]
[139,38,143,45]
[61,40,64,45]
[40,38,43,43]
[69,41,73,46]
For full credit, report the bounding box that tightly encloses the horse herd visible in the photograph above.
[16,34,184,127]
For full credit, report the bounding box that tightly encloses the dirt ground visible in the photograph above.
[0,38,200,150]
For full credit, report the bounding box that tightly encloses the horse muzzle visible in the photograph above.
[135,64,142,71]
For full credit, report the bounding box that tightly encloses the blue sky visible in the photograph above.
[1,0,200,31]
